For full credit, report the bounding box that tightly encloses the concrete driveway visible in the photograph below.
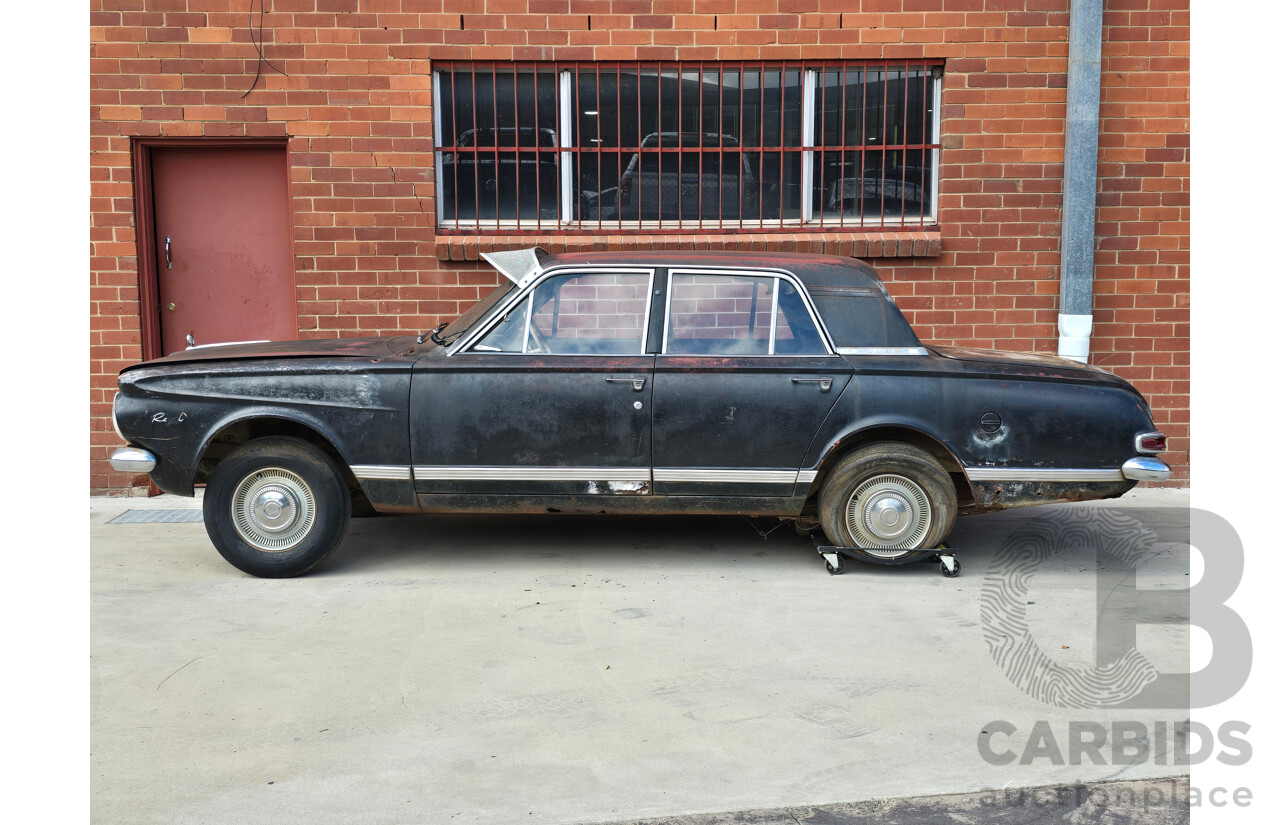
[91,489,1190,824]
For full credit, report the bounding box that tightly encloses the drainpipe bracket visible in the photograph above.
[1058,313,1093,363]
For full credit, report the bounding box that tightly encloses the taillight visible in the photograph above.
[1136,432,1166,453]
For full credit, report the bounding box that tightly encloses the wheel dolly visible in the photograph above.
[810,531,960,578]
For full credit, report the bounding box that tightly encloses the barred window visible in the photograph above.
[433,61,941,234]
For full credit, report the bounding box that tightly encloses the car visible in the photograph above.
[824,165,926,217]
[438,126,560,221]
[614,132,759,221]
[110,249,1171,578]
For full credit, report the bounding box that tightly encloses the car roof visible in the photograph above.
[541,250,888,292]
[640,132,740,147]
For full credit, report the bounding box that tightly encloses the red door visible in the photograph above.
[151,146,296,355]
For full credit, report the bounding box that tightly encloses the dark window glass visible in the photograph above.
[437,69,559,223]
[437,62,940,231]
[812,65,934,224]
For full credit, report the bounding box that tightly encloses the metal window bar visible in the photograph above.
[739,60,746,233]
[432,60,942,235]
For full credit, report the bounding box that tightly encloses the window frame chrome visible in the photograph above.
[835,346,929,356]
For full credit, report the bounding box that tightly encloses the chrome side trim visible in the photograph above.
[836,346,929,356]
[110,447,157,474]
[654,468,799,484]
[412,466,651,482]
[1122,457,1172,482]
[796,469,819,485]
[964,467,1125,482]
[1134,431,1166,454]
[350,465,414,482]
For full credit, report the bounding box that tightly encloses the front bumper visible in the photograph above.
[1121,456,1171,482]
[110,447,157,474]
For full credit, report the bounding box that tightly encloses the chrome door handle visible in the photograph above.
[792,377,833,392]
[164,235,173,270]
[605,376,645,391]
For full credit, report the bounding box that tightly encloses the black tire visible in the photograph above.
[203,437,352,578]
[818,442,958,564]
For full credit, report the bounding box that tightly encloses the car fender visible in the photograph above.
[195,405,356,474]
[799,415,967,493]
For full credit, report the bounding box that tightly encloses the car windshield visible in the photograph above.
[440,281,515,343]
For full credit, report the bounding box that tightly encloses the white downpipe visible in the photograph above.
[1057,313,1093,363]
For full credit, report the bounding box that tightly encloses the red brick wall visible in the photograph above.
[90,0,1189,492]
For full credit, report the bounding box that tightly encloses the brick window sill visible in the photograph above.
[433,230,942,262]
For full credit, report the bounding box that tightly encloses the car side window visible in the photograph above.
[471,272,651,355]
[772,280,827,355]
[665,273,827,356]
[528,272,650,354]
[666,274,773,355]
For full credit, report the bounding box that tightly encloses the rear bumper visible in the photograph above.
[1121,456,1171,482]
[110,447,157,474]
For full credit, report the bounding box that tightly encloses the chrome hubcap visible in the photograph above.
[844,474,932,558]
[230,468,316,553]
[252,489,296,533]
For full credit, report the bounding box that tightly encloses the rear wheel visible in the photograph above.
[203,437,351,578]
[818,442,957,564]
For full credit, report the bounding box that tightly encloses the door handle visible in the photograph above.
[605,376,645,391]
[164,235,173,270]
[792,377,833,392]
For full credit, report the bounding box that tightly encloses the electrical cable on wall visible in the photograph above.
[243,0,287,98]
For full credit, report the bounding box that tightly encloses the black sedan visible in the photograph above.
[111,249,1170,577]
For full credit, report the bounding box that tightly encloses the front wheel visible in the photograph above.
[203,437,352,578]
[818,442,958,564]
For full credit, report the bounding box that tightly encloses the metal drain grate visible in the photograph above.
[107,509,203,524]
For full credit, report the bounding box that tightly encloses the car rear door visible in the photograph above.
[410,268,657,497]
[650,269,852,497]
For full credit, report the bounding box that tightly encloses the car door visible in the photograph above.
[651,269,852,496]
[410,268,657,496]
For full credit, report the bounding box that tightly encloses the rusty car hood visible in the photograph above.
[126,336,423,369]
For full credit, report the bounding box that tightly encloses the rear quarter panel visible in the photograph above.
[801,354,1157,480]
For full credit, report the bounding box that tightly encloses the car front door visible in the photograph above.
[651,269,852,496]
[410,268,657,497]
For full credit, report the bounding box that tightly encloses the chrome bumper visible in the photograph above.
[110,447,157,474]
[1122,456,1171,482]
